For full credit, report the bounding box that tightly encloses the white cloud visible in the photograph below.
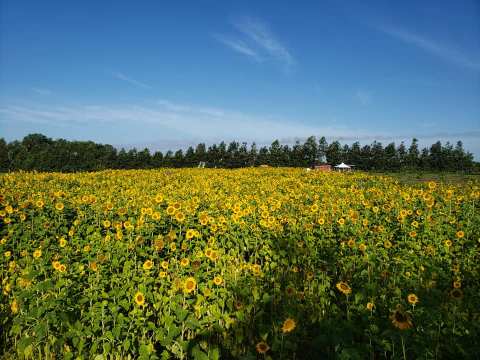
[213,34,262,62]
[234,17,295,69]
[111,71,151,89]
[215,17,295,71]
[3,99,478,156]
[379,26,480,71]
[0,100,364,142]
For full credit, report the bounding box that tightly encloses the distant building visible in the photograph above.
[313,164,332,172]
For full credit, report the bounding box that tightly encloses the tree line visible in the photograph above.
[0,133,476,172]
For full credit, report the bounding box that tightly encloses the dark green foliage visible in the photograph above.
[0,134,476,172]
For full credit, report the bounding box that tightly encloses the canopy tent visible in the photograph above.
[334,162,351,169]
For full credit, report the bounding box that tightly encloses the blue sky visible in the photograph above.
[1,0,479,157]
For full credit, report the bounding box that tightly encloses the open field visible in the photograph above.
[1,169,479,359]
[385,172,480,186]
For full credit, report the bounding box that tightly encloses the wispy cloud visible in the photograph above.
[111,71,151,89]
[354,90,372,105]
[215,17,295,71]
[31,88,52,96]
[0,99,356,142]
[234,17,295,68]
[213,34,262,62]
[379,26,480,71]
[3,99,479,156]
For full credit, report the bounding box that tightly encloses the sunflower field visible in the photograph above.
[1,169,479,359]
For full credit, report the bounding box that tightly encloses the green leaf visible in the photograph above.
[191,345,209,360]
[210,347,220,360]
[124,339,131,352]
[174,307,188,322]
[17,336,34,355]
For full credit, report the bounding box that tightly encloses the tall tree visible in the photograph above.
[326,141,342,165]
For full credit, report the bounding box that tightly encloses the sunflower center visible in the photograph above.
[395,311,407,322]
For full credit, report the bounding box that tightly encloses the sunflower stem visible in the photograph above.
[401,335,406,360]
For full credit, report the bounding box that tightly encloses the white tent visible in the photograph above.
[334,162,351,169]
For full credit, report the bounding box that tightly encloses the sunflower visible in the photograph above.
[90,262,98,272]
[251,264,261,276]
[336,281,352,295]
[59,238,67,247]
[282,318,296,333]
[134,292,145,306]
[366,302,375,311]
[175,211,185,223]
[192,259,201,270]
[213,276,223,286]
[184,277,197,293]
[209,250,219,262]
[407,293,419,305]
[453,281,461,289]
[154,238,165,251]
[256,341,270,354]
[456,231,464,239]
[409,231,417,238]
[33,249,42,259]
[103,220,111,228]
[358,243,367,252]
[286,286,295,296]
[347,239,355,248]
[449,288,463,300]
[337,218,345,226]
[199,214,209,225]
[161,261,169,270]
[55,202,64,211]
[166,206,175,215]
[159,271,167,278]
[11,299,19,314]
[143,260,153,270]
[186,229,195,239]
[390,308,413,330]
[52,261,61,271]
[180,258,190,267]
[444,240,452,247]
[384,240,393,249]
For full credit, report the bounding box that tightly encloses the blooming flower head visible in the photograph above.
[282,318,296,333]
[134,292,145,306]
[336,281,352,295]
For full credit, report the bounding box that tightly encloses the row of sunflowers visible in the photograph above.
[1,168,479,359]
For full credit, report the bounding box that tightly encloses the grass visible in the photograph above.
[381,171,480,185]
